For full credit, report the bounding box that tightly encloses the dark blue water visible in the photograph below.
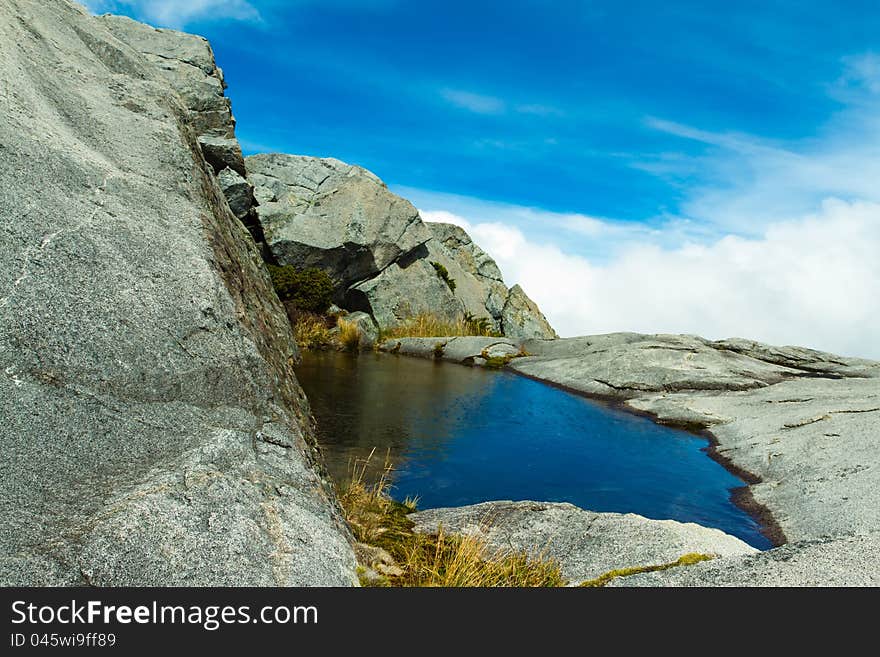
[296,351,771,549]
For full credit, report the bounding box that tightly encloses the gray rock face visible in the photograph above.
[508,332,880,584]
[100,13,257,222]
[244,153,556,337]
[427,221,510,319]
[501,284,558,340]
[344,311,379,348]
[0,1,356,586]
[411,501,756,585]
[247,153,431,286]
[217,166,255,220]
[612,532,880,586]
[98,15,238,164]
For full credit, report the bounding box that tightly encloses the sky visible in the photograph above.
[82,0,880,358]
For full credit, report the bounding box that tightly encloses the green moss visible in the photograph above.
[433,342,445,359]
[578,552,715,587]
[430,261,457,292]
[483,356,510,368]
[267,264,333,313]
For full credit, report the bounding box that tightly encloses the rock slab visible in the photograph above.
[411,501,756,585]
[0,0,356,586]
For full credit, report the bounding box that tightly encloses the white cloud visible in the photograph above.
[439,89,563,117]
[440,89,506,114]
[838,52,880,95]
[420,201,880,359]
[81,0,261,29]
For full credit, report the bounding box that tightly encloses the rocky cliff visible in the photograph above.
[245,153,557,339]
[0,0,355,585]
[94,16,556,341]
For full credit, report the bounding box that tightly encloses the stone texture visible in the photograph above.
[612,532,880,586]
[0,0,356,586]
[500,284,557,340]
[246,153,431,287]
[411,501,756,585]
[100,13,256,221]
[345,311,379,348]
[217,166,254,220]
[427,221,510,318]
[245,153,555,337]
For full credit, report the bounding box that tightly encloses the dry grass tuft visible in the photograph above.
[338,451,563,587]
[336,317,361,352]
[381,312,500,340]
[291,311,334,350]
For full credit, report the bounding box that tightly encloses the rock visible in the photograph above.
[0,1,356,586]
[379,336,522,366]
[345,311,379,348]
[99,15,239,156]
[245,153,555,337]
[198,135,246,177]
[345,254,460,328]
[410,501,756,585]
[427,221,510,318]
[99,13,252,213]
[246,153,431,287]
[501,284,557,340]
[507,331,880,584]
[511,333,842,400]
[612,532,880,586]
[217,167,255,220]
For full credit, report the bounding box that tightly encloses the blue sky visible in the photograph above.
[83,1,880,357]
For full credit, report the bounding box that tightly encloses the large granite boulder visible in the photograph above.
[0,0,356,586]
[247,154,432,286]
[245,154,557,338]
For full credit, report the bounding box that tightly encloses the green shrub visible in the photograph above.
[267,264,334,313]
[430,261,456,292]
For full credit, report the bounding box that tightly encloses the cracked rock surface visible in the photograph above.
[0,0,356,586]
[245,153,556,338]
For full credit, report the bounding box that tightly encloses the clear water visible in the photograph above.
[296,351,772,549]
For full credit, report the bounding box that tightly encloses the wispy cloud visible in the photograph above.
[515,103,564,117]
[837,52,880,95]
[81,0,261,29]
[640,76,880,235]
[440,88,506,114]
[440,88,563,117]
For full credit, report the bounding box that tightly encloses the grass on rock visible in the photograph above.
[381,312,500,340]
[336,317,361,352]
[291,311,335,350]
[339,451,563,587]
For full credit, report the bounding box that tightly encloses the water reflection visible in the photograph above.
[296,351,771,548]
